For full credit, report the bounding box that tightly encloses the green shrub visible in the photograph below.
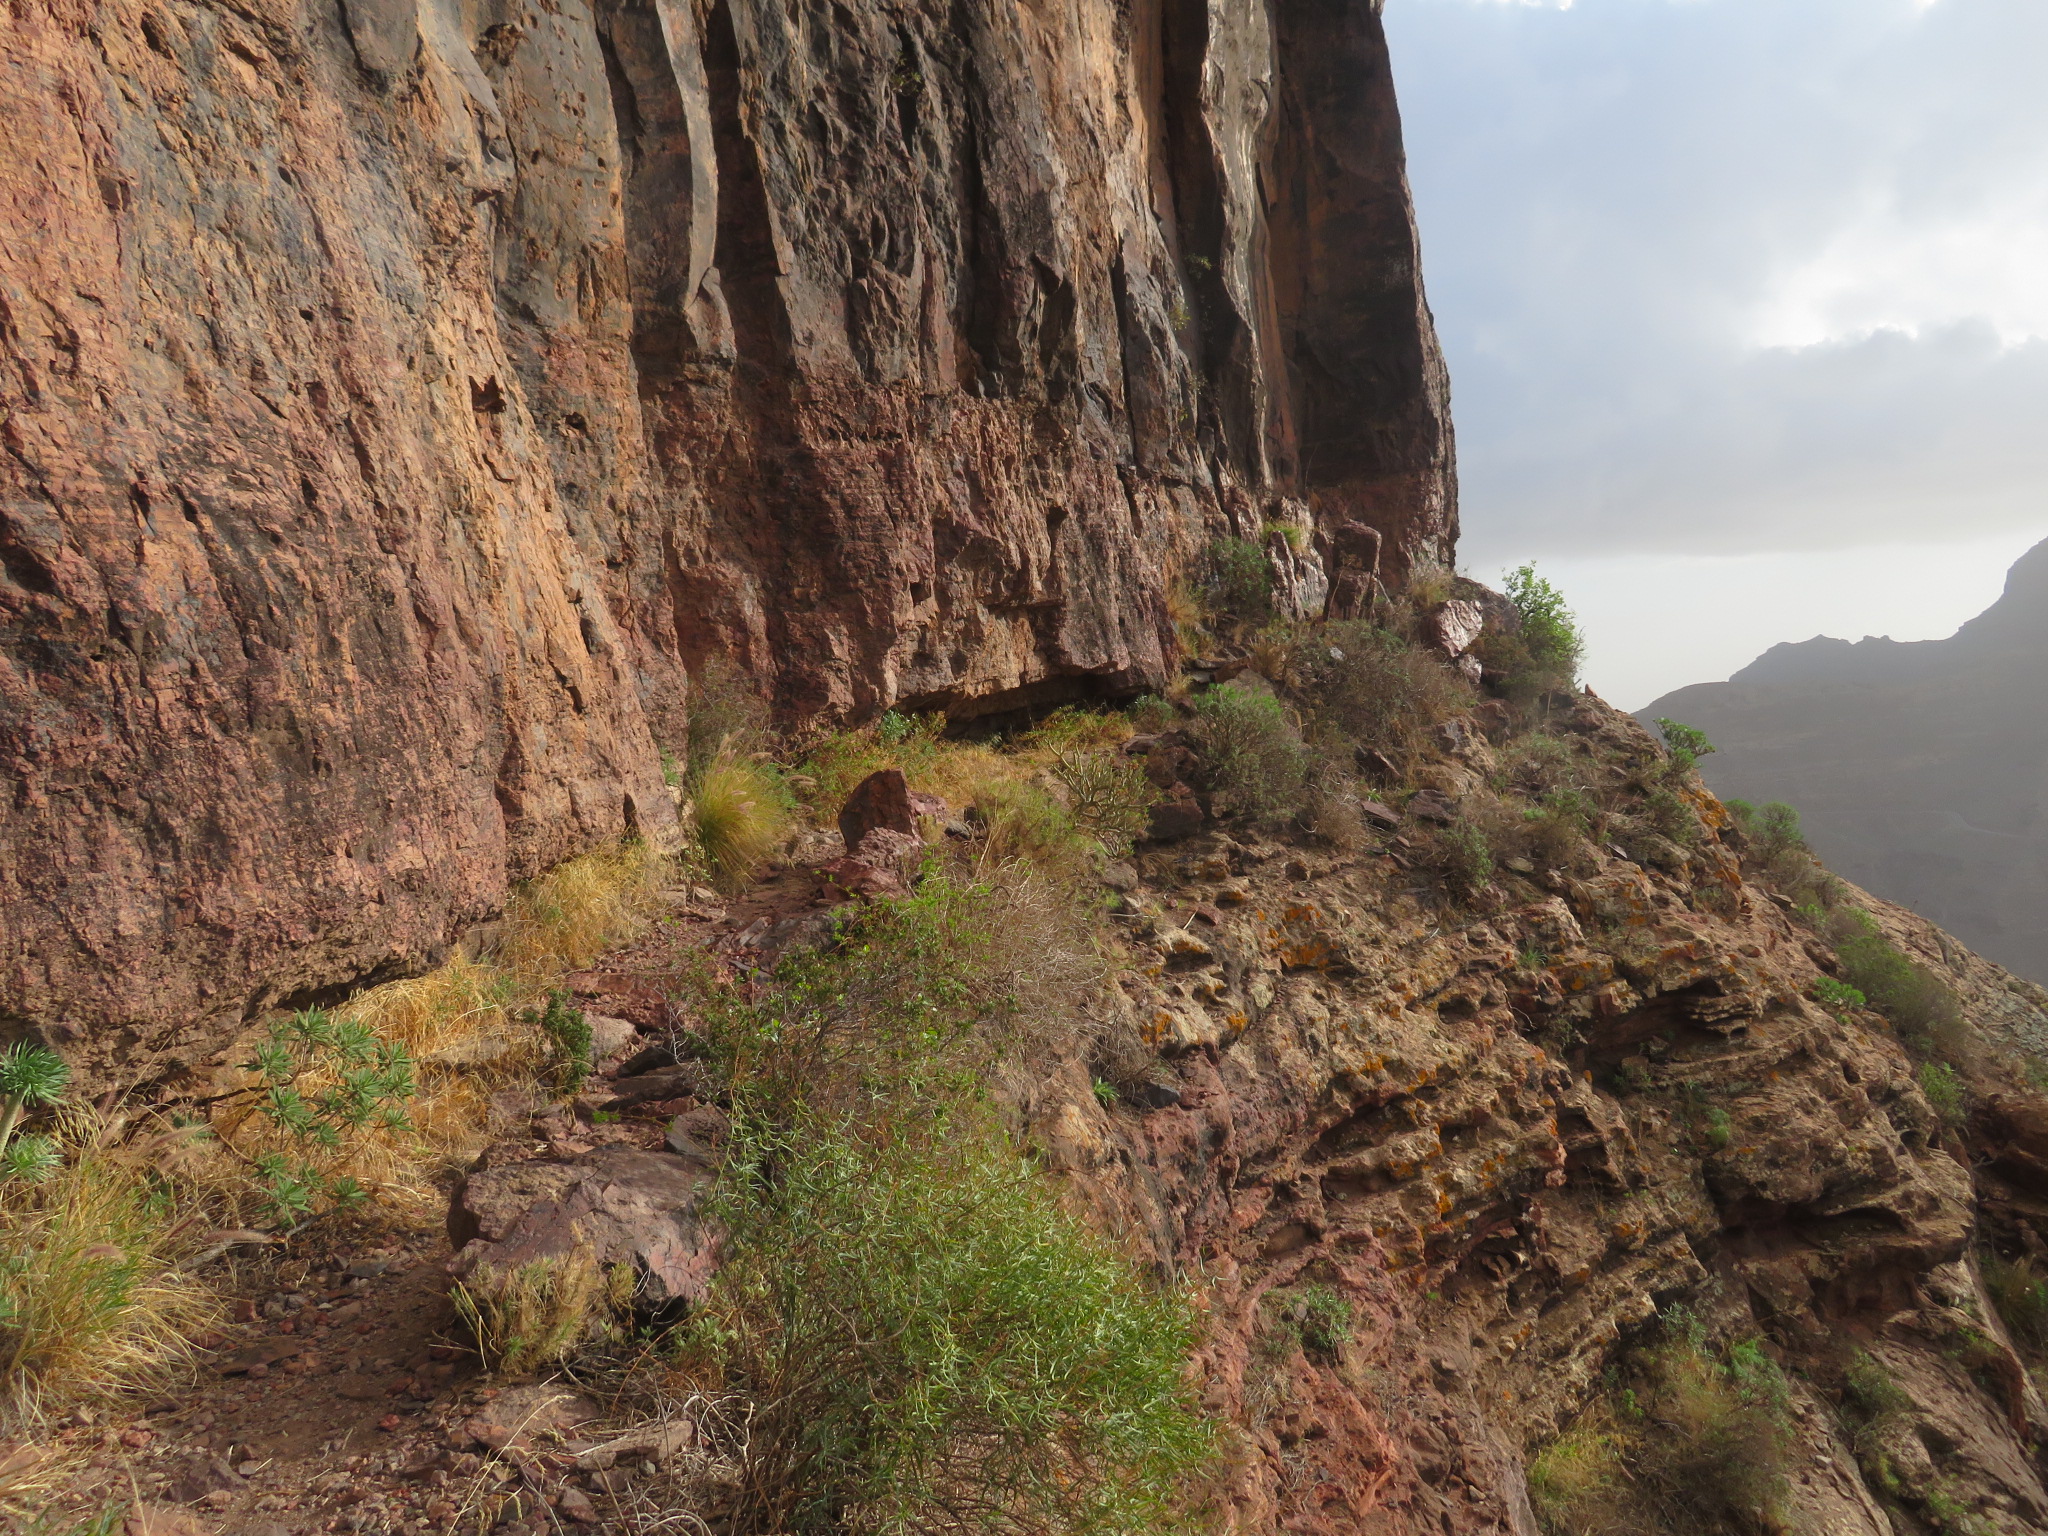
[1653,718,1716,773]
[1810,977,1867,1015]
[1982,1255,2048,1356]
[1843,1348,1911,1419]
[685,1110,1212,1536]
[1475,565,1583,703]
[1703,1107,1733,1151]
[1918,1061,1967,1129]
[1203,537,1274,631]
[1529,1315,1792,1536]
[1047,748,1156,856]
[1289,622,1474,771]
[1828,909,1963,1055]
[1187,685,1308,821]
[535,990,592,1095]
[677,875,1212,1536]
[1430,822,1496,899]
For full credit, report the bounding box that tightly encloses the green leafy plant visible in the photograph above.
[1810,977,1867,1015]
[535,990,593,1095]
[1918,1060,1967,1129]
[1091,1078,1119,1107]
[0,1044,70,1185]
[1476,564,1584,705]
[242,1009,415,1219]
[1653,718,1716,773]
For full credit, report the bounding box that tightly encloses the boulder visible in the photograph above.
[1430,599,1487,660]
[1407,790,1458,825]
[1146,786,1205,842]
[839,768,917,851]
[448,1145,718,1307]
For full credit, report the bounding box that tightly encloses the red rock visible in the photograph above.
[448,1146,718,1308]
[837,769,918,852]
[0,2,1451,1072]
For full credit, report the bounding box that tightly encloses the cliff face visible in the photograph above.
[0,0,1453,1067]
[1642,538,2048,985]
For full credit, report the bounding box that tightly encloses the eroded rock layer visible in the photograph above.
[0,0,1452,1062]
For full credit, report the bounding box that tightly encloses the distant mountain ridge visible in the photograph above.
[1641,538,2048,982]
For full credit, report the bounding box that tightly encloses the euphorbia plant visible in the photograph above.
[0,1041,70,1182]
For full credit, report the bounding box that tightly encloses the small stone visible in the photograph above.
[379,1414,403,1432]
[557,1487,600,1524]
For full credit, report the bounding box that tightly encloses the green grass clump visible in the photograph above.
[1,1121,221,1423]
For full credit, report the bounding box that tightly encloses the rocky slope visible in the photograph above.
[1643,537,2048,985]
[1,0,1452,1070]
[40,688,2048,1536]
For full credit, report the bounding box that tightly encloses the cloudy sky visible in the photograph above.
[1384,0,2048,707]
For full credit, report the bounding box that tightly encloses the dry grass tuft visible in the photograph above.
[212,841,672,1205]
[692,755,796,892]
[0,1115,222,1425]
[452,1247,630,1373]
[497,840,669,979]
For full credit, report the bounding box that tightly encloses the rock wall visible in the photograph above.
[0,0,1453,1067]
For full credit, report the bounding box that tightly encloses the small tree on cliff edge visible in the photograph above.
[1477,564,1585,704]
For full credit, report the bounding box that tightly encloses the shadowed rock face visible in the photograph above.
[1642,539,2048,984]
[0,0,1452,1066]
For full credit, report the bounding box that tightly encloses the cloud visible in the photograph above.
[1385,0,2048,564]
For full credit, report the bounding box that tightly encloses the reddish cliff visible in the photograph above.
[0,0,1452,1067]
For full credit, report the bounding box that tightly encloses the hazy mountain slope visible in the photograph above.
[1642,538,2048,982]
